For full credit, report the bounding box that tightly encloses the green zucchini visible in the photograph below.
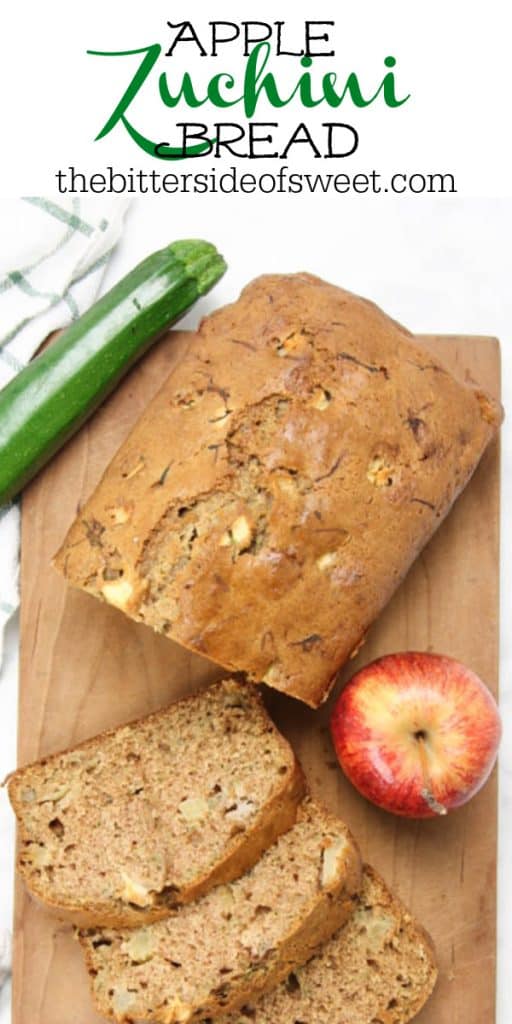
[0,239,226,506]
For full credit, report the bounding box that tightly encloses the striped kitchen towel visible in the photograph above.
[0,196,131,666]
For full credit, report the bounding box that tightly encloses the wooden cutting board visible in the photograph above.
[12,332,501,1024]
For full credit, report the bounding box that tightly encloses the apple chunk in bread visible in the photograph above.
[330,652,501,818]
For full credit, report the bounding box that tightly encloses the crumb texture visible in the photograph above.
[55,274,502,706]
[8,680,304,925]
[80,800,361,1023]
[213,866,438,1024]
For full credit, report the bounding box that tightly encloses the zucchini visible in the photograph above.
[0,239,226,505]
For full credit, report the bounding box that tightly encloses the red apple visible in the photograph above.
[330,652,501,818]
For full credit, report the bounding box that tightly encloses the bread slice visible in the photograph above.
[213,865,437,1024]
[7,679,305,927]
[54,273,502,707]
[79,799,362,1023]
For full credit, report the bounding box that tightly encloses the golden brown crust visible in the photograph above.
[8,680,305,927]
[54,274,502,706]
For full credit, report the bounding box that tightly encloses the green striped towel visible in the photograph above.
[0,196,131,665]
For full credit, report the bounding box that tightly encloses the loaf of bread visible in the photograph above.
[55,274,502,706]
[210,865,437,1024]
[8,679,305,926]
[79,799,362,1023]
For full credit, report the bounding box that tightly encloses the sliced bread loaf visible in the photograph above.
[79,799,362,1023]
[213,865,437,1024]
[8,679,305,927]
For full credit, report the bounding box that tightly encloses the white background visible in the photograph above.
[1,0,511,196]
[1,0,512,1020]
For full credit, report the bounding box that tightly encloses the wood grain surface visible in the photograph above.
[12,331,501,1024]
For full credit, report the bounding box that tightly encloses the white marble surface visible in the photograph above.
[0,196,510,1021]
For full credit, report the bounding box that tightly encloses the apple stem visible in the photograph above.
[416,734,448,816]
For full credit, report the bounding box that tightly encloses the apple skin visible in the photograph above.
[330,652,501,818]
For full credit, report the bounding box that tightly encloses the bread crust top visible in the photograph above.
[55,274,502,705]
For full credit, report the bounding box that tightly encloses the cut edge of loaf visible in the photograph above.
[7,679,306,927]
[79,799,362,1023]
[210,863,438,1024]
